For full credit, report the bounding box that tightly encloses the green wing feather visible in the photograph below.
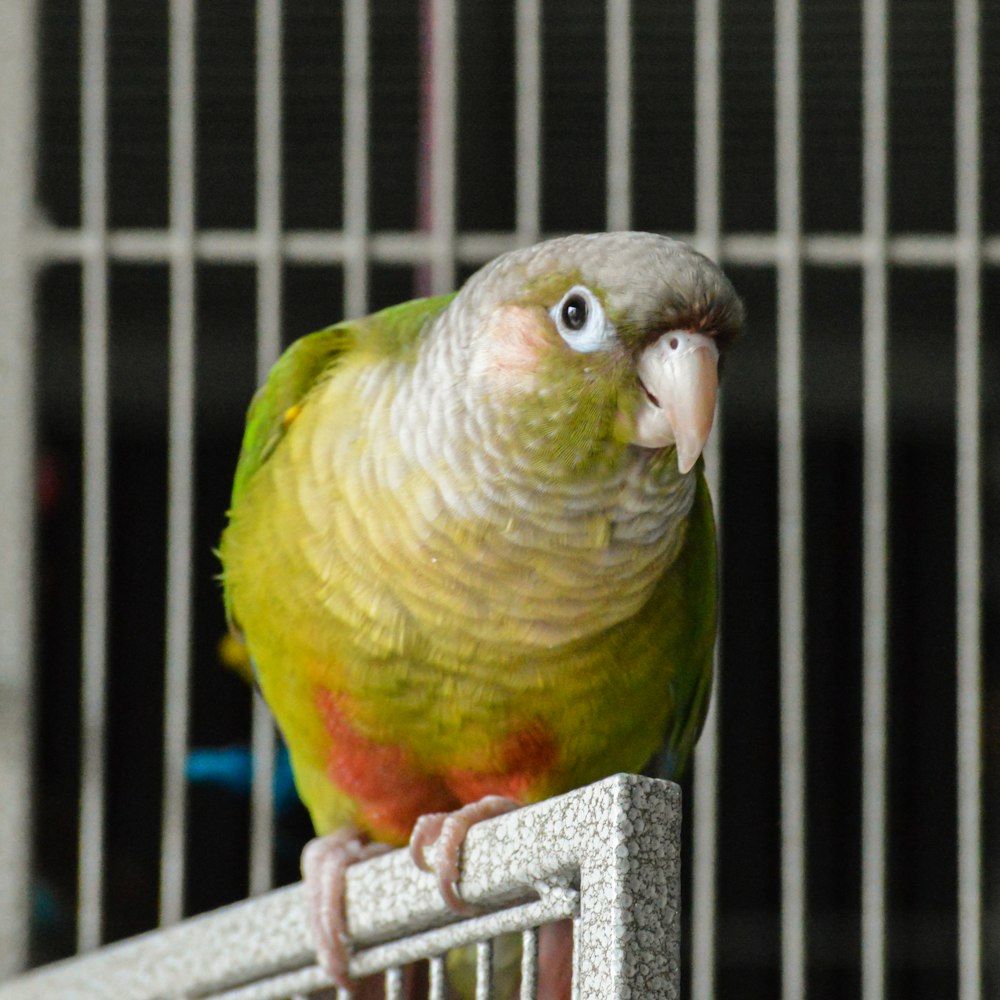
[229,293,456,509]
[230,324,353,507]
[660,466,718,778]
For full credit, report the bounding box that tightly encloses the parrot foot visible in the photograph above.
[409,795,520,913]
[301,828,393,988]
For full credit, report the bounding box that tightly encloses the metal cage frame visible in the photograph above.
[0,774,681,1000]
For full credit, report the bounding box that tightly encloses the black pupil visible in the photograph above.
[561,294,588,331]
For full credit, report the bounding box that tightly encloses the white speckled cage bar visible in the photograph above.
[0,1,993,998]
[0,775,681,999]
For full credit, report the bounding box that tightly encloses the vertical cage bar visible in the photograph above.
[0,0,38,975]
[605,0,631,230]
[694,0,721,262]
[250,0,284,897]
[78,0,110,953]
[690,661,719,1000]
[256,0,283,374]
[429,956,447,1000]
[691,0,722,995]
[571,915,581,999]
[427,0,456,294]
[515,0,541,245]
[572,778,680,999]
[954,0,982,997]
[249,694,277,895]
[159,0,198,928]
[343,0,369,319]
[860,0,889,996]
[520,927,539,999]
[475,939,494,1000]
[775,0,806,998]
[384,966,404,1000]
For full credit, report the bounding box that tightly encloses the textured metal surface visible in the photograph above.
[0,0,37,977]
[0,774,681,999]
[519,927,538,1000]
[475,939,493,1000]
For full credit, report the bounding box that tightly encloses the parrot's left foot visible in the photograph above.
[409,795,520,913]
[301,828,393,988]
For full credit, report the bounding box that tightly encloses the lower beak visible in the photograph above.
[633,331,720,473]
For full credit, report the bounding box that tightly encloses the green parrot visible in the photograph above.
[218,232,743,993]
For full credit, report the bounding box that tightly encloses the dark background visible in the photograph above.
[29,2,999,998]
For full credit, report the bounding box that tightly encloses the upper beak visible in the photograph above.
[632,331,720,473]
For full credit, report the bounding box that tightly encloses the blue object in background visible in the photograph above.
[33,880,66,934]
[186,742,299,816]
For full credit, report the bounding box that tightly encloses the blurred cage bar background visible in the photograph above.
[0,1,997,998]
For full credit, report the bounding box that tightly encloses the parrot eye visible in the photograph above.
[561,293,588,330]
[550,285,613,353]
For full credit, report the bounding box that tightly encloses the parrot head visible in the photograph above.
[439,232,744,476]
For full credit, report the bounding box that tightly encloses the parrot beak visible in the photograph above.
[633,331,720,473]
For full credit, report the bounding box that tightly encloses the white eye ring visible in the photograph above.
[550,285,614,353]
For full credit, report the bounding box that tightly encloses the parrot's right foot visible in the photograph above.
[409,795,520,913]
[301,828,393,988]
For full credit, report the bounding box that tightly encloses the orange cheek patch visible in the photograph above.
[315,688,457,844]
[473,304,550,387]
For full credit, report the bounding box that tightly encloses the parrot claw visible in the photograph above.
[409,796,520,914]
[301,829,393,988]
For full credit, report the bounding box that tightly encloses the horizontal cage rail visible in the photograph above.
[26,226,1000,270]
[0,774,680,1000]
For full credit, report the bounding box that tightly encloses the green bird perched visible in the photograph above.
[219,232,743,994]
